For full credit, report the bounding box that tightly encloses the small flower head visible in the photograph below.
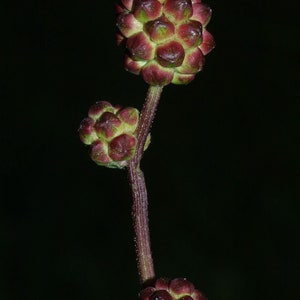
[79,101,141,169]
[139,278,207,300]
[117,0,215,86]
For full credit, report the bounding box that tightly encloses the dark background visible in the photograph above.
[1,1,299,299]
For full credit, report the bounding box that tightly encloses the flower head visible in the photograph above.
[117,0,215,86]
[140,278,207,300]
[79,101,140,168]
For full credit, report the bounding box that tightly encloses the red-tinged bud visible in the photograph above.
[169,278,195,296]
[109,133,137,162]
[142,61,174,85]
[176,47,204,74]
[88,101,115,120]
[117,107,139,127]
[145,16,175,43]
[177,21,202,48]
[90,140,111,166]
[116,4,124,15]
[126,32,156,61]
[139,278,207,300]
[190,3,211,26]
[133,0,163,23]
[94,112,123,140]
[172,72,195,84]
[156,41,185,68]
[124,54,146,74]
[121,0,134,11]
[155,278,170,290]
[164,0,193,23]
[116,0,215,86]
[199,29,215,55]
[190,290,206,300]
[117,13,143,38]
[140,287,156,300]
[116,32,125,46]
[78,117,97,145]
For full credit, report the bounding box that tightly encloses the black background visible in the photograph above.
[1,1,299,299]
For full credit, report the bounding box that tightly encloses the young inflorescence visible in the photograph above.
[79,1,214,298]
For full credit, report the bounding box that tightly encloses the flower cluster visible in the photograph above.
[116,0,215,86]
[140,278,207,300]
[78,101,140,168]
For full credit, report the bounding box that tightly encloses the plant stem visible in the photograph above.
[128,85,163,284]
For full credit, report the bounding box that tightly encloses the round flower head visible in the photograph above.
[139,277,207,300]
[117,0,215,86]
[79,101,141,169]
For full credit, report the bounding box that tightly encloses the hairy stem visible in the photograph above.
[128,85,163,284]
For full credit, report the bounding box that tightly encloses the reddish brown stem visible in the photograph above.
[128,85,163,284]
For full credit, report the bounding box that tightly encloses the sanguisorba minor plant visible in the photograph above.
[79,1,214,299]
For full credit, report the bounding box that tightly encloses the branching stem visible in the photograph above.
[127,85,163,284]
